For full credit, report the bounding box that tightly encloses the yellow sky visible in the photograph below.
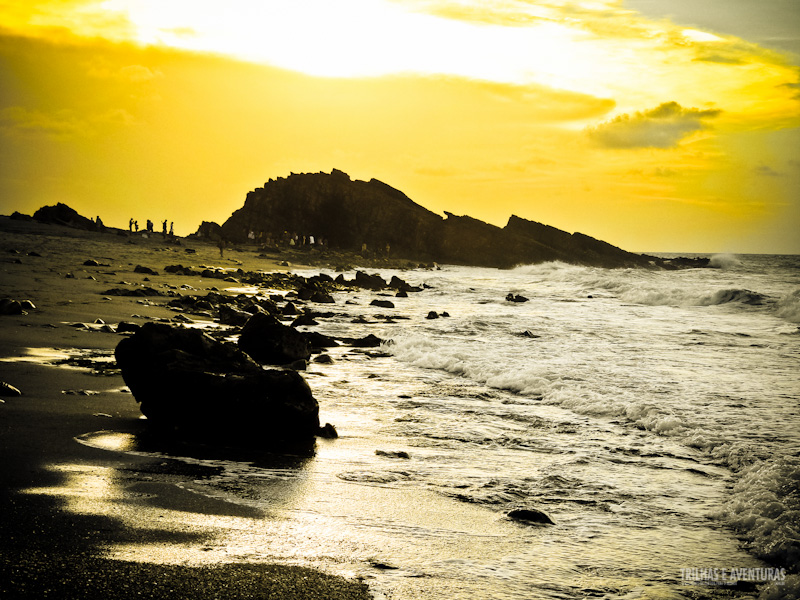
[1,0,798,253]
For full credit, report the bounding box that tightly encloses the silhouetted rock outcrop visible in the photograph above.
[33,203,97,231]
[218,170,703,269]
[115,322,320,440]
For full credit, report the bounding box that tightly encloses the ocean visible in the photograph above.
[82,254,800,599]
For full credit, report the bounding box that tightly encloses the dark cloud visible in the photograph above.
[586,101,721,149]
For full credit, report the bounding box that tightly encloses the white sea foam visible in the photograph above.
[776,289,800,323]
[717,456,800,570]
[382,255,800,579]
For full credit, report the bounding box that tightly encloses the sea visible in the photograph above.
[82,253,800,599]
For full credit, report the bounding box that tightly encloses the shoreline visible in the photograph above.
[0,217,376,599]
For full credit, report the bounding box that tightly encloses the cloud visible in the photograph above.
[586,101,721,149]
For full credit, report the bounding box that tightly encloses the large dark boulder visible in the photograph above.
[238,313,312,365]
[114,323,320,440]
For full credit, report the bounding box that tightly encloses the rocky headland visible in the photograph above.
[212,169,708,270]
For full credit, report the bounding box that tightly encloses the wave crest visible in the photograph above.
[776,289,800,323]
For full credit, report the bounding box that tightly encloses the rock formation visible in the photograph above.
[217,169,707,269]
[33,203,98,231]
[115,322,320,441]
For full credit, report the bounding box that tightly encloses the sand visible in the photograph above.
[0,217,374,599]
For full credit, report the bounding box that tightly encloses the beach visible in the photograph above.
[0,218,376,599]
[1,217,798,599]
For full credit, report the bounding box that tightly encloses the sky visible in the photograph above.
[0,1,798,254]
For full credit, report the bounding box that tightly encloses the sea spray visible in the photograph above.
[709,253,743,269]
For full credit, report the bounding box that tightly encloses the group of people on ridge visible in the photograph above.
[129,218,174,237]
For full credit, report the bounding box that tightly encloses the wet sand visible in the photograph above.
[0,217,374,599]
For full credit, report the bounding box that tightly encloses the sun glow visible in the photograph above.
[97,0,612,94]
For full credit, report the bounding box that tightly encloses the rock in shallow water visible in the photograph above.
[114,322,320,441]
[507,508,554,525]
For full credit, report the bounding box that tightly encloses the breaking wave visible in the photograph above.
[776,289,800,323]
[709,253,742,269]
[716,456,800,572]
[510,261,772,310]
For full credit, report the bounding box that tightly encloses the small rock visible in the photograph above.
[0,382,22,397]
[318,423,338,438]
[507,508,554,525]
[517,330,540,338]
[371,299,395,309]
[375,450,410,459]
[134,265,158,275]
[506,293,529,303]
[83,259,100,266]
[116,322,140,333]
[310,291,335,303]
[342,334,383,347]
[425,311,439,320]
[292,313,319,327]
[312,354,333,364]
[282,301,299,316]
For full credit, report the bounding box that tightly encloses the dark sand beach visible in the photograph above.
[0,217,375,599]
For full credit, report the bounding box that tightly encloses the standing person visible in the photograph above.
[169,222,174,236]
[129,218,133,232]
[162,220,167,236]
[134,220,139,232]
